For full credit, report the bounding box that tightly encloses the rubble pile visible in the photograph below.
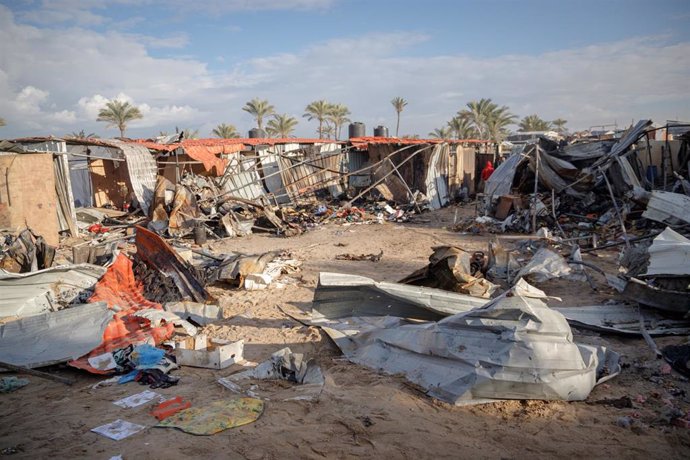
[2,124,690,447]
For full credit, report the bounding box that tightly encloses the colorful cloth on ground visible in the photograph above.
[156,398,264,435]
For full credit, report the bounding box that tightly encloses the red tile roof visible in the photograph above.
[348,136,490,149]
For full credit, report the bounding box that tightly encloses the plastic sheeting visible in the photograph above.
[513,247,572,284]
[0,263,106,319]
[314,277,619,405]
[0,302,112,368]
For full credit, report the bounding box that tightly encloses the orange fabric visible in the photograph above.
[182,145,229,176]
[68,253,175,374]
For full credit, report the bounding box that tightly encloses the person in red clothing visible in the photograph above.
[481,161,495,181]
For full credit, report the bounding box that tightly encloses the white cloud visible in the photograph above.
[0,4,689,139]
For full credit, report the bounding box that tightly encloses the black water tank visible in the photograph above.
[374,125,389,137]
[348,122,366,138]
[248,128,267,138]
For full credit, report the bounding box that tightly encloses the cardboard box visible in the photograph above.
[174,334,244,369]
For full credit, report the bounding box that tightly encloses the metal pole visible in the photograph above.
[532,146,540,233]
[599,166,631,248]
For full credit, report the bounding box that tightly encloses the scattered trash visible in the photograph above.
[0,376,29,393]
[335,250,383,262]
[662,344,690,377]
[399,246,498,298]
[151,396,192,421]
[156,398,264,435]
[174,335,244,370]
[113,390,162,409]
[219,347,324,401]
[512,247,572,284]
[91,420,147,441]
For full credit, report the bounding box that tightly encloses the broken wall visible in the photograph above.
[0,153,60,245]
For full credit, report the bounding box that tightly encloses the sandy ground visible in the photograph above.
[2,205,690,459]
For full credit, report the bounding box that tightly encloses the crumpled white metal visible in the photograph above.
[0,264,106,319]
[0,302,112,368]
[644,227,690,277]
[314,276,619,405]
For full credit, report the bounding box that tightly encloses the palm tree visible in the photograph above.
[0,117,5,127]
[428,127,452,139]
[458,98,516,142]
[266,114,299,138]
[242,98,275,130]
[212,123,240,138]
[96,100,143,138]
[552,118,568,133]
[518,114,552,132]
[319,123,335,140]
[303,100,333,139]
[391,97,408,137]
[457,98,495,139]
[447,117,477,139]
[67,129,99,139]
[327,104,351,140]
[486,106,517,143]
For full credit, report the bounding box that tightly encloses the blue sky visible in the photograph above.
[1,0,689,138]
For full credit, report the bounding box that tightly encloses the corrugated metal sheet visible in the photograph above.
[107,140,157,215]
[425,144,450,209]
[314,276,620,405]
[644,227,690,276]
[0,264,106,319]
[641,190,690,226]
[484,152,526,198]
[278,149,346,203]
[348,150,370,188]
[0,302,112,368]
[259,144,294,204]
[554,303,690,336]
[221,170,266,202]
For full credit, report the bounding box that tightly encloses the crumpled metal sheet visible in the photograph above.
[641,191,690,226]
[135,226,212,303]
[314,278,620,405]
[644,227,690,277]
[554,304,690,336]
[484,152,525,198]
[312,272,487,323]
[0,263,106,319]
[0,302,112,368]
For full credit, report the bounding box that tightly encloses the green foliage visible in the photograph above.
[96,100,143,138]
[242,98,275,130]
[266,114,299,138]
[212,123,240,138]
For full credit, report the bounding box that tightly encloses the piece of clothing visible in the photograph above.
[481,161,495,181]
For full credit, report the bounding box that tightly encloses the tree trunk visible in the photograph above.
[119,125,125,138]
[396,112,400,137]
[318,120,323,139]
